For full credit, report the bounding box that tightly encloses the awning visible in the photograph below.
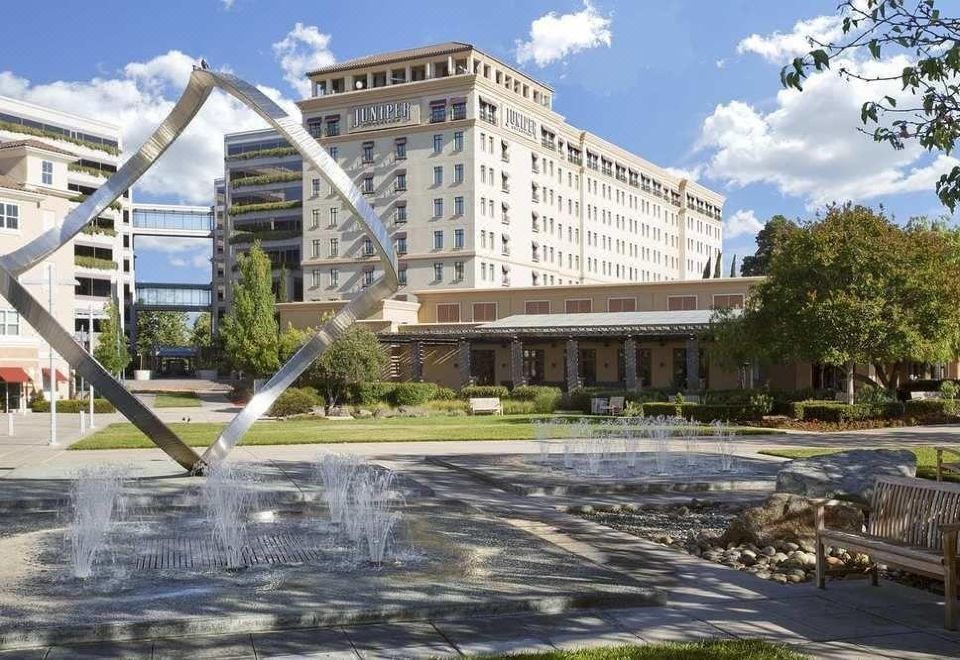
[0,367,30,383]
[42,368,69,383]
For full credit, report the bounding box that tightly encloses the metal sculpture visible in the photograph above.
[0,66,398,472]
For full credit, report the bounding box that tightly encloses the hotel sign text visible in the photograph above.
[350,101,417,132]
[504,106,537,139]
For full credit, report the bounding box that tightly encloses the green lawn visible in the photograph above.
[153,392,202,408]
[478,639,804,659]
[70,415,778,450]
[759,446,952,481]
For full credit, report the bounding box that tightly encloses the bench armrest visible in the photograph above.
[941,523,960,535]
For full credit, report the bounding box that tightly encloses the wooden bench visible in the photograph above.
[936,447,960,482]
[816,476,960,629]
[469,397,502,415]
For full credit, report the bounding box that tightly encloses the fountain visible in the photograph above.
[316,454,361,525]
[714,420,738,472]
[67,467,126,579]
[200,461,259,568]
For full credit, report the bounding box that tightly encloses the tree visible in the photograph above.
[730,254,738,278]
[781,0,960,209]
[740,215,799,276]
[710,204,960,399]
[316,326,387,408]
[219,241,279,378]
[93,300,130,378]
[136,311,189,368]
[702,255,712,279]
[713,251,722,278]
[191,312,212,349]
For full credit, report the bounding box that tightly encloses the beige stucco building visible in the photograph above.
[296,43,724,300]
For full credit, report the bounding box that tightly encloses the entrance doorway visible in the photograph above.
[579,348,597,386]
[471,349,496,385]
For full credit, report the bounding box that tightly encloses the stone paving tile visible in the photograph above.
[798,639,882,659]
[515,610,640,650]
[252,626,359,659]
[151,633,256,658]
[603,607,732,643]
[434,614,554,655]
[0,648,49,659]
[343,622,458,659]
[45,640,153,659]
[828,631,960,659]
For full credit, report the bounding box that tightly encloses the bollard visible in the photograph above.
[79,410,86,435]
[6,412,12,437]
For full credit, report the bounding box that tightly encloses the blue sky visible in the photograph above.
[2,0,955,282]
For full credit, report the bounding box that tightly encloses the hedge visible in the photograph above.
[461,385,509,399]
[349,382,397,406]
[269,387,321,417]
[228,200,302,216]
[904,398,958,420]
[642,402,687,417]
[393,382,438,406]
[795,400,904,422]
[685,403,764,423]
[563,387,668,414]
[31,398,115,413]
[510,385,561,401]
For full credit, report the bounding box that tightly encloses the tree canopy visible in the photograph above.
[136,311,189,354]
[191,312,212,349]
[740,215,799,277]
[781,0,960,209]
[711,204,960,391]
[92,299,130,377]
[220,241,280,378]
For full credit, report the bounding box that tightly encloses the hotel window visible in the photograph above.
[667,295,697,311]
[430,101,447,123]
[311,239,321,258]
[361,142,374,163]
[454,164,464,183]
[433,262,444,282]
[480,230,487,248]
[329,268,339,286]
[454,261,464,281]
[501,202,510,224]
[433,134,443,154]
[41,160,53,185]
[363,238,375,256]
[433,166,443,186]
[1,202,19,230]
[395,172,407,191]
[395,234,407,254]
[325,116,340,136]
[433,198,443,217]
[395,138,407,160]
[524,300,550,315]
[311,209,320,229]
[454,228,464,249]
[433,230,444,250]
[501,234,510,256]
[0,309,20,335]
[361,176,374,194]
[565,299,592,314]
[362,268,374,287]
[712,294,744,309]
[311,269,321,288]
[454,130,464,151]
[398,267,407,286]
[479,99,497,124]
[488,199,494,216]
[395,203,407,224]
[307,118,323,138]
[436,302,460,322]
[328,238,339,257]
[311,178,321,196]
[451,102,466,121]
[607,297,637,313]
[454,196,464,215]
[473,302,496,321]
[328,207,338,227]
[328,146,338,160]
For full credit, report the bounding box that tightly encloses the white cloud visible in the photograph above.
[515,1,613,67]
[272,23,336,97]
[0,50,302,205]
[135,236,208,254]
[664,165,704,182]
[191,253,211,269]
[724,209,764,239]
[736,14,844,63]
[221,0,235,8]
[695,54,960,208]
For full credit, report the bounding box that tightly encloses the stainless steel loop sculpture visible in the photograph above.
[0,67,398,472]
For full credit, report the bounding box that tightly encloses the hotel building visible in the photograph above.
[0,96,133,408]
[297,42,724,300]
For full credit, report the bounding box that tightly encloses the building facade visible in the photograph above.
[0,96,132,408]
[297,43,724,301]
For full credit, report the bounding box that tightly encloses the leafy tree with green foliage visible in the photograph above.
[191,312,212,349]
[220,241,279,378]
[711,204,960,400]
[781,0,960,209]
[136,310,189,368]
[318,326,387,408]
[92,300,130,378]
[741,215,799,276]
[730,254,738,277]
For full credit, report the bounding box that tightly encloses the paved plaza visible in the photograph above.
[2,413,960,657]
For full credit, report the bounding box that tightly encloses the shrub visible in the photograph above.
[502,400,535,414]
[797,401,903,422]
[432,386,458,401]
[424,399,469,415]
[510,385,561,401]
[563,387,668,414]
[349,381,396,405]
[685,403,763,423]
[904,398,958,420]
[268,387,321,417]
[461,385,509,399]
[532,389,563,414]
[393,382,438,406]
[228,385,252,405]
[941,381,959,400]
[855,383,894,405]
[642,401,687,417]
[31,398,115,413]
[704,390,775,415]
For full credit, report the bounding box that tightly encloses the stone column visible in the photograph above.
[510,339,525,387]
[458,341,472,388]
[685,337,700,393]
[565,339,579,392]
[412,341,424,382]
[623,337,637,390]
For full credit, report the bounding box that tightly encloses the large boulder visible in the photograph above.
[719,492,863,547]
[775,449,916,502]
